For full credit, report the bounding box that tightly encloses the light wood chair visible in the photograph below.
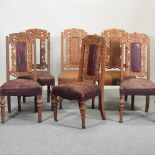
[25,28,55,111]
[52,35,107,128]
[58,28,87,109]
[0,32,42,123]
[119,32,151,123]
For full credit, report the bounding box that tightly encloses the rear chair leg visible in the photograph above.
[99,91,106,120]
[59,97,63,109]
[145,96,150,112]
[92,97,95,109]
[18,96,21,112]
[7,96,11,113]
[47,85,50,102]
[37,95,42,123]
[52,95,58,121]
[131,95,135,111]
[1,96,6,123]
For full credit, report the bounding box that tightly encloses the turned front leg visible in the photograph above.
[119,96,125,123]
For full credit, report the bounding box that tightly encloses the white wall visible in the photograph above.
[0,0,155,84]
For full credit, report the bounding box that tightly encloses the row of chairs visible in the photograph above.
[0,28,154,129]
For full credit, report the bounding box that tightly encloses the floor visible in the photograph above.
[0,88,155,155]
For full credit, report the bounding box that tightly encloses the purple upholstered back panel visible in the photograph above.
[87,44,97,76]
[16,42,27,72]
[130,42,141,72]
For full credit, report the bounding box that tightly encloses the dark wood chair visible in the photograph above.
[52,35,107,129]
[119,32,151,123]
[0,32,42,123]
[58,28,87,109]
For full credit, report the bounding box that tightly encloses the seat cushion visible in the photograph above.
[58,70,79,84]
[120,78,155,95]
[52,82,100,101]
[37,71,55,86]
[0,79,42,96]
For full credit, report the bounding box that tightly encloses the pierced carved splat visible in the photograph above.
[101,28,126,69]
[26,28,50,70]
[61,28,87,71]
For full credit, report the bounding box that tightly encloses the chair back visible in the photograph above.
[26,28,50,72]
[6,32,36,81]
[78,35,107,87]
[101,28,126,69]
[120,32,150,80]
[61,28,87,72]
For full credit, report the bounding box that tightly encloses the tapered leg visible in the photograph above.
[52,95,58,121]
[37,95,42,123]
[99,89,106,120]
[131,95,135,111]
[79,101,86,129]
[34,96,37,112]
[125,95,128,101]
[1,96,6,123]
[47,85,50,102]
[7,96,11,113]
[91,97,95,109]
[23,96,26,103]
[145,95,150,112]
[18,96,21,112]
[59,97,63,109]
[119,96,125,123]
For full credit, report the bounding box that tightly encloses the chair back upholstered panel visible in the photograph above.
[101,28,126,69]
[26,29,50,72]
[6,32,36,81]
[120,32,150,79]
[78,35,107,87]
[61,28,87,71]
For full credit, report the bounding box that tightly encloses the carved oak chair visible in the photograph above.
[58,28,87,109]
[119,32,152,123]
[26,29,55,104]
[0,32,42,123]
[52,35,107,129]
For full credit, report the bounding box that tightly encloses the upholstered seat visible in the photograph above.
[37,71,55,86]
[120,78,155,95]
[53,82,100,101]
[0,79,42,96]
